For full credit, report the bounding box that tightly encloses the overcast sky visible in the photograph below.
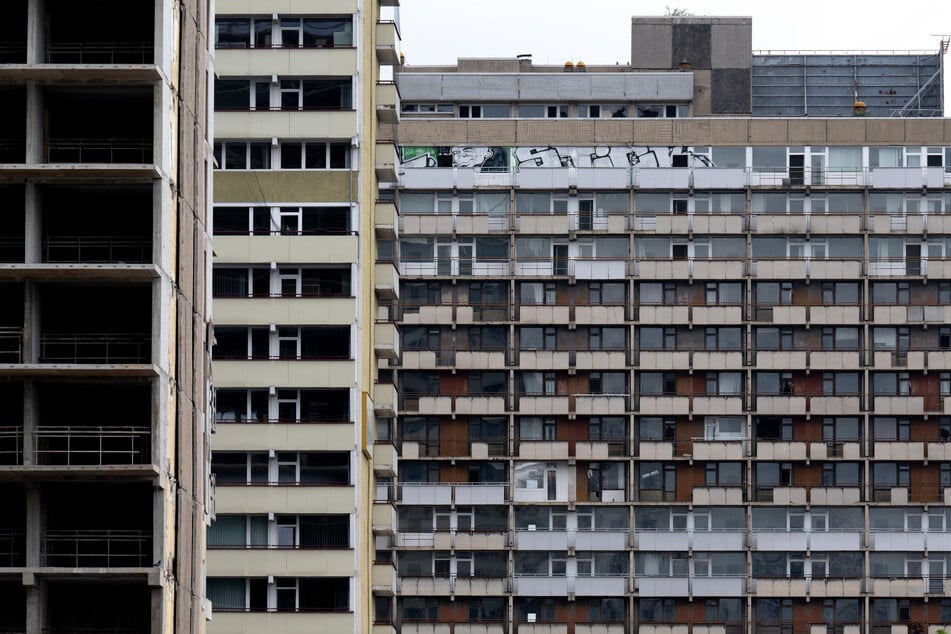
[398,0,951,66]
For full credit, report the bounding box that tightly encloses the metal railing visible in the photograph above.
[46,41,153,64]
[44,236,152,264]
[0,528,25,567]
[0,327,22,363]
[34,426,151,466]
[0,236,25,263]
[39,333,150,364]
[47,138,153,163]
[42,529,152,567]
[0,427,23,465]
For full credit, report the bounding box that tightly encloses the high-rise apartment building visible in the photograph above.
[383,16,951,634]
[206,0,399,632]
[0,1,213,633]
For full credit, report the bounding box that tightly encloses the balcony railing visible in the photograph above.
[0,236,25,263]
[0,528,25,567]
[44,236,152,264]
[34,426,151,466]
[47,138,153,163]
[0,426,23,465]
[39,333,150,364]
[42,529,152,567]
[46,41,153,64]
[0,327,22,363]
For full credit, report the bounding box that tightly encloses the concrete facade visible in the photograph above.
[205,1,398,633]
[0,1,213,633]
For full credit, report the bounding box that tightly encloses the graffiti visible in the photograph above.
[400,145,718,170]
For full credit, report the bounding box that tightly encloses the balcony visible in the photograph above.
[517,441,569,460]
[514,529,569,550]
[872,441,925,461]
[375,201,398,239]
[42,529,152,567]
[638,306,690,324]
[518,350,571,370]
[373,382,397,416]
[399,482,507,505]
[376,81,400,124]
[692,438,746,460]
[517,396,570,415]
[374,322,400,359]
[635,577,689,597]
[809,487,862,505]
[34,426,151,467]
[754,396,808,415]
[574,576,629,596]
[376,21,401,66]
[372,562,397,595]
[513,576,569,596]
[373,442,397,477]
[374,261,399,299]
[376,141,399,182]
[756,441,807,460]
[752,578,807,596]
[692,487,744,504]
[574,395,628,416]
[692,576,746,597]
[638,396,690,415]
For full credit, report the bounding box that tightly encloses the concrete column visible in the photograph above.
[22,381,37,465]
[24,579,44,634]
[25,0,45,65]
[21,281,39,363]
[23,183,41,263]
[24,485,41,568]
[24,82,43,164]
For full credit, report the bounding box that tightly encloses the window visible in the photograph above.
[639,282,677,305]
[589,327,626,350]
[213,326,269,359]
[469,372,506,394]
[580,104,629,118]
[872,282,910,305]
[213,142,270,170]
[704,282,742,305]
[640,327,677,350]
[279,17,352,48]
[589,372,626,394]
[639,599,676,622]
[755,282,793,305]
[704,462,743,486]
[519,372,557,396]
[459,104,509,118]
[705,327,742,350]
[279,79,352,110]
[705,372,743,396]
[821,327,860,350]
[280,142,350,169]
[517,104,568,118]
[822,462,861,486]
[212,267,270,297]
[401,103,454,115]
[636,104,688,118]
[589,282,625,304]
[822,372,860,396]
[521,282,557,305]
[208,515,268,547]
[520,327,556,350]
[756,372,794,395]
[640,373,677,396]
[822,282,860,305]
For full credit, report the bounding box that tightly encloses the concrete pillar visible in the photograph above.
[24,579,44,634]
[23,183,40,263]
[24,485,41,568]
[26,0,45,65]
[24,82,43,164]
[21,281,39,363]
[22,381,37,465]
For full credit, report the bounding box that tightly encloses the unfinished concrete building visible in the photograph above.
[0,1,213,632]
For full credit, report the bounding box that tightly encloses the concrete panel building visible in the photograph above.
[382,15,951,634]
[205,1,399,633]
[0,0,214,633]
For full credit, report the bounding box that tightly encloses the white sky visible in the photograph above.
[397,0,951,113]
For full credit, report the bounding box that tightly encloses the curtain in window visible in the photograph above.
[717,373,743,396]
[870,147,902,168]
[207,578,245,609]
[828,147,862,170]
[208,516,245,547]
[515,238,550,258]
[635,238,670,258]
[476,192,509,217]
[400,193,435,214]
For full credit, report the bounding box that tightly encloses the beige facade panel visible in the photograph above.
[396,117,951,146]
[215,110,358,140]
[215,170,359,203]
[216,484,357,514]
[216,0,357,14]
[213,235,359,264]
[215,48,358,77]
[214,422,357,452]
[214,297,357,325]
[209,611,355,634]
[208,548,356,577]
[213,359,357,388]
